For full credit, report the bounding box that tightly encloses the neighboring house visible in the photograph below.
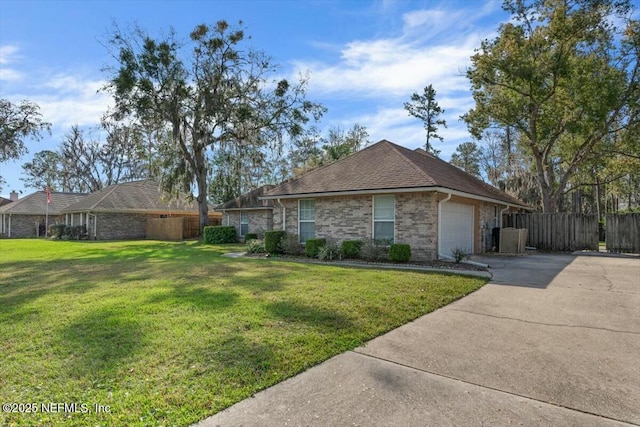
[0,191,87,238]
[216,185,275,240]
[257,139,529,261]
[0,195,13,209]
[61,180,221,240]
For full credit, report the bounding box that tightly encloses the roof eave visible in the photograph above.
[214,206,274,212]
[261,186,531,210]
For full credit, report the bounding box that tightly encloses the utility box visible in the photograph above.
[499,227,527,254]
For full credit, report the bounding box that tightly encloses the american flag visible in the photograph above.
[46,186,51,204]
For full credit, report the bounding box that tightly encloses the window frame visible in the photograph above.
[372,195,395,243]
[240,211,249,236]
[298,199,316,243]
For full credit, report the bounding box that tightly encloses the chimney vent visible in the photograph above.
[9,191,18,202]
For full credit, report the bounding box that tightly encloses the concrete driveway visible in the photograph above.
[197,253,640,427]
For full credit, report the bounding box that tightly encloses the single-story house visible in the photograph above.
[241,139,528,261]
[0,191,87,238]
[61,179,221,240]
[216,185,275,240]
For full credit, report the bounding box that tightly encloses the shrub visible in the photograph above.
[49,224,66,239]
[264,230,286,253]
[244,233,258,242]
[317,240,342,261]
[246,239,266,254]
[389,243,411,263]
[451,247,470,263]
[203,226,236,244]
[68,225,87,240]
[304,238,326,258]
[360,239,389,261]
[48,224,87,240]
[341,240,362,259]
[280,233,304,256]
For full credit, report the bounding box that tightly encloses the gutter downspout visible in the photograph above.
[276,198,286,231]
[437,192,453,261]
[499,205,510,228]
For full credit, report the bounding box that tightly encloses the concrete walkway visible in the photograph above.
[197,253,640,427]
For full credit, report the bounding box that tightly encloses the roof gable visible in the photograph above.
[0,197,12,208]
[215,185,276,210]
[264,140,527,207]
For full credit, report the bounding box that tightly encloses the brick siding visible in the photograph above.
[223,210,274,239]
[95,213,148,240]
[3,214,64,238]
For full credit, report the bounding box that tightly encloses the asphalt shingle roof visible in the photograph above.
[264,140,528,207]
[62,180,202,213]
[0,191,87,215]
[216,185,276,210]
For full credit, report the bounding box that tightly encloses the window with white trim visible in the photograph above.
[373,195,395,243]
[298,199,315,243]
[240,211,249,236]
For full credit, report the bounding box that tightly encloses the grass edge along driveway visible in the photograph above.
[0,240,486,426]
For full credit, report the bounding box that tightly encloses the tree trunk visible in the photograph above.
[195,156,209,234]
[595,173,601,220]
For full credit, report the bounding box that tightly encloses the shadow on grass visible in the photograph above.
[146,286,239,311]
[59,306,147,378]
[0,249,250,310]
[206,334,276,384]
[267,300,354,331]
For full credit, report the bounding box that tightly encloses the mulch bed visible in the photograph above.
[244,253,488,271]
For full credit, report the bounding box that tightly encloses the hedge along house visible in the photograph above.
[0,190,87,238]
[260,140,530,262]
[61,180,221,240]
[215,185,275,240]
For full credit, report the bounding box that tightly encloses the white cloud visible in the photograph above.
[34,75,112,128]
[0,68,22,81]
[0,45,20,64]
[0,44,23,81]
[288,3,503,158]
[4,73,111,129]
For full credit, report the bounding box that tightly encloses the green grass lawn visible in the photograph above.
[0,239,486,426]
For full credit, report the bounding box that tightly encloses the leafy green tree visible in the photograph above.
[0,99,51,189]
[318,124,370,165]
[22,122,153,193]
[464,0,639,212]
[404,84,446,156]
[479,129,541,209]
[20,150,64,190]
[105,21,324,230]
[450,142,482,177]
[285,124,370,178]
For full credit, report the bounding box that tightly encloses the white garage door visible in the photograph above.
[439,202,474,258]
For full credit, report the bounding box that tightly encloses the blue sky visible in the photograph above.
[0,0,511,198]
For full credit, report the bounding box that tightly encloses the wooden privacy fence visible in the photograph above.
[183,216,202,239]
[146,217,185,241]
[606,213,640,253]
[502,213,598,251]
[147,215,223,241]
